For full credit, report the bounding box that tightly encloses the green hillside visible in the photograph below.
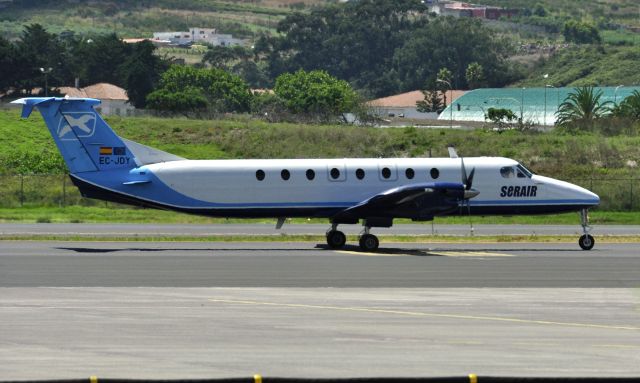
[516,45,640,87]
[0,0,326,40]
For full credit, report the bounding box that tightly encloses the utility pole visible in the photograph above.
[40,67,53,97]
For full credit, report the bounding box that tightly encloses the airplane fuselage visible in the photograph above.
[70,156,599,219]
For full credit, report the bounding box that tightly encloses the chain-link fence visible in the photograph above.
[0,174,639,211]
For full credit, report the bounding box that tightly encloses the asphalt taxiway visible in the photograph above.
[1,240,639,379]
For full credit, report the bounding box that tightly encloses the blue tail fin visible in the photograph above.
[12,97,135,174]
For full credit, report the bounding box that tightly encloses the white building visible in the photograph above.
[153,28,245,46]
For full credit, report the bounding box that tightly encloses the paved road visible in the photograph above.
[1,241,639,287]
[1,222,639,236]
[1,241,639,379]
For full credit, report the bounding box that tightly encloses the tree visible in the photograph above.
[393,17,515,92]
[486,107,517,131]
[613,91,640,121]
[563,20,601,44]
[465,62,485,89]
[146,65,252,114]
[0,37,17,93]
[119,40,167,108]
[416,76,445,114]
[555,86,612,129]
[274,69,358,119]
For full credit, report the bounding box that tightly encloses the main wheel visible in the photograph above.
[326,230,346,249]
[359,234,379,252]
[579,234,595,250]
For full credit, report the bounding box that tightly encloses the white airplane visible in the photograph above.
[12,97,600,251]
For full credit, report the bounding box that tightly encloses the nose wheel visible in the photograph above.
[578,209,595,250]
[579,234,595,250]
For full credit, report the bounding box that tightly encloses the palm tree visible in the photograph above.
[555,86,612,129]
[613,90,640,121]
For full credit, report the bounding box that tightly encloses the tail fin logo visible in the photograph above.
[57,112,97,141]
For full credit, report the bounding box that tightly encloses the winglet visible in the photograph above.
[447,146,459,158]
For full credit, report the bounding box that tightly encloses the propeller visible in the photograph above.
[460,156,478,236]
[461,157,479,199]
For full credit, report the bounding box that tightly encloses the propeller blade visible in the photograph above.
[460,157,467,186]
[466,167,475,190]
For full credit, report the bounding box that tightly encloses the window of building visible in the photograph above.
[356,168,365,180]
[281,169,290,180]
[306,169,315,181]
[405,168,415,179]
[430,168,439,179]
[381,167,391,179]
[330,167,340,180]
[256,170,265,181]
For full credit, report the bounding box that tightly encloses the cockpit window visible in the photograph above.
[500,166,515,178]
[517,163,533,178]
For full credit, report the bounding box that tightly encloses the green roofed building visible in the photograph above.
[439,87,640,126]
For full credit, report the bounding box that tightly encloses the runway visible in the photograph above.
[1,241,639,287]
[1,241,639,378]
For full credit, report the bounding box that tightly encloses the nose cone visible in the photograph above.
[464,188,480,199]
[533,175,600,207]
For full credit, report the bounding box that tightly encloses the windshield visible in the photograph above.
[517,163,534,178]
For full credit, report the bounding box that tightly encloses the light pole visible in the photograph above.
[40,67,53,97]
[543,74,549,126]
[614,85,624,105]
[521,87,525,122]
[437,78,452,129]
[546,84,556,125]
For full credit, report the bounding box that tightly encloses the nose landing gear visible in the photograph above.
[578,209,595,250]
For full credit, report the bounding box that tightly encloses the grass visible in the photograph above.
[2,107,640,211]
[0,206,637,225]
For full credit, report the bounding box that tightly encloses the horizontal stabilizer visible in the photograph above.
[122,138,186,166]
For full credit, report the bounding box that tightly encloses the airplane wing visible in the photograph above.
[332,182,471,222]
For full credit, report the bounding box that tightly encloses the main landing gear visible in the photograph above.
[325,223,380,251]
[578,208,595,251]
[326,223,346,249]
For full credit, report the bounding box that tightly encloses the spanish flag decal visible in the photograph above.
[100,147,113,155]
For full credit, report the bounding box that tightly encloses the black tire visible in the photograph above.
[359,234,379,252]
[326,230,346,249]
[579,234,595,250]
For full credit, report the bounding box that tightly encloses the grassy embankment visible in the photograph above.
[1,108,639,225]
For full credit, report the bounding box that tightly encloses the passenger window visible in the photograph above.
[256,170,265,181]
[281,169,290,180]
[356,168,365,180]
[405,168,415,179]
[430,168,439,179]
[306,169,315,180]
[381,167,391,179]
[500,166,515,178]
[330,167,340,180]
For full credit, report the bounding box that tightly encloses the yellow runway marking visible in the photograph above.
[208,298,640,332]
[428,251,513,257]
